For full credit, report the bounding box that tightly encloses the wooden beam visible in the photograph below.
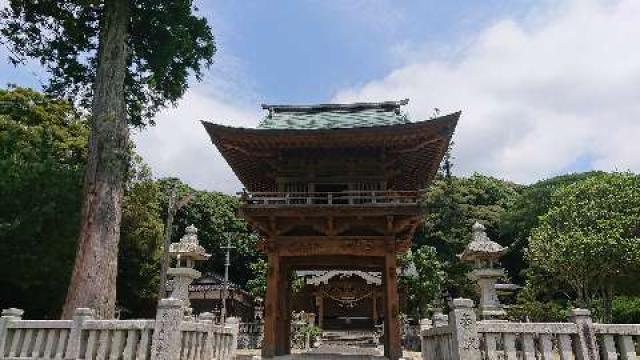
[241,205,421,218]
[284,255,384,270]
[272,237,390,257]
[387,137,441,154]
[327,215,335,236]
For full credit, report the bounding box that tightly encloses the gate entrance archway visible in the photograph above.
[203,100,459,359]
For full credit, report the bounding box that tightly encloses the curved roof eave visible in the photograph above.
[201,111,460,140]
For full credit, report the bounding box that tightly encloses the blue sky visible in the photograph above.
[2,0,639,193]
[198,1,539,104]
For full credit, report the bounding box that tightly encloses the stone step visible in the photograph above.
[321,330,379,348]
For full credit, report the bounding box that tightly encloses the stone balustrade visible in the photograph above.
[238,321,263,349]
[420,298,640,360]
[421,324,454,360]
[0,300,239,360]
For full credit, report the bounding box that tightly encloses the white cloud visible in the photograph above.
[334,0,640,183]
[133,88,260,194]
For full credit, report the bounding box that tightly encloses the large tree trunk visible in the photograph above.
[61,0,130,320]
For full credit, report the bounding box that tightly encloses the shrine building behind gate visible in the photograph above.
[203,99,459,359]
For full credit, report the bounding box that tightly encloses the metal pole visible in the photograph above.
[221,233,235,322]
[158,186,176,300]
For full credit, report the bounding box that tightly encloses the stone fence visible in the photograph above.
[420,298,640,360]
[238,321,263,349]
[0,299,239,360]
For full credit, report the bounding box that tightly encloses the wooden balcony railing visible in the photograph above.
[239,191,421,206]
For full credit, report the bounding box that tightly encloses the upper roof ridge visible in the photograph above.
[261,99,409,113]
[258,99,411,129]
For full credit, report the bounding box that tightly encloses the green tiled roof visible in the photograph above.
[258,100,411,130]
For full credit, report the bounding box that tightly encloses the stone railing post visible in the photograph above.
[571,308,599,360]
[64,308,93,360]
[257,319,265,349]
[226,317,240,358]
[0,308,24,354]
[419,318,432,355]
[199,312,215,360]
[449,298,480,360]
[433,311,448,328]
[419,318,432,331]
[150,298,184,360]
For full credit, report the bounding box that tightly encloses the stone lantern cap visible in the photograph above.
[169,224,211,261]
[459,222,507,262]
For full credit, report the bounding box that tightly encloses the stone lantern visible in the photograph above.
[460,222,507,319]
[168,225,211,311]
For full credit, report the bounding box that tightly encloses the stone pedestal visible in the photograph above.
[168,267,201,309]
[468,268,506,319]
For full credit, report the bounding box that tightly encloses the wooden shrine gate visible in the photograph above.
[203,100,459,359]
[257,225,409,358]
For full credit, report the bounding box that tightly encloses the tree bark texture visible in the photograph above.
[62,0,130,319]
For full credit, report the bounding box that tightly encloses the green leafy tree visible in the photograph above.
[611,297,640,324]
[246,258,268,299]
[401,246,446,319]
[2,0,215,318]
[0,87,87,318]
[498,172,603,283]
[528,172,640,322]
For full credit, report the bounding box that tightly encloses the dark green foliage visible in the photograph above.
[400,246,446,319]
[246,258,267,299]
[528,172,640,321]
[507,300,569,322]
[117,176,164,318]
[1,0,215,126]
[498,172,604,283]
[0,87,88,318]
[611,297,640,324]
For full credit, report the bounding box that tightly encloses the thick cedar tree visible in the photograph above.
[1,0,215,319]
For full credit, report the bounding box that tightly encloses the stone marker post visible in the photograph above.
[571,308,598,360]
[0,308,24,353]
[226,317,240,359]
[419,318,432,355]
[419,318,432,331]
[199,312,216,360]
[150,298,184,360]
[64,308,93,360]
[449,298,480,360]
[432,309,448,328]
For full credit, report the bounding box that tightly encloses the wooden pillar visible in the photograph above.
[372,295,378,324]
[275,263,291,356]
[261,253,280,358]
[315,295,324,329]
[383,253,402,360]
